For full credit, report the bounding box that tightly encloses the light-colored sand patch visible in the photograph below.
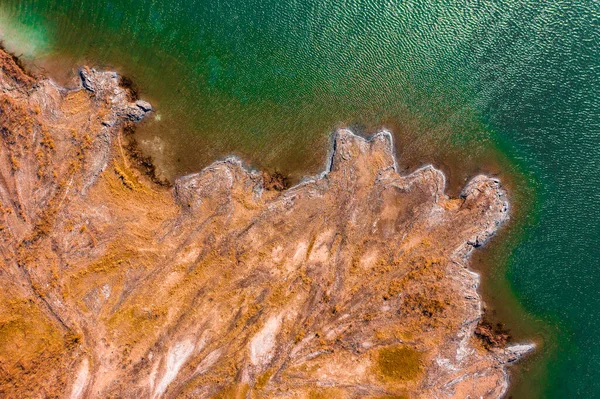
[101,284,111,299]
[291,242,308,267]
[271,245,284,263]
[178,246,201,264]
[153,340,195,398]
[70,358,89,399]
[250,315,281,367]
[195,349,222,375]
[308,230,334,263]
[359,249,379,270]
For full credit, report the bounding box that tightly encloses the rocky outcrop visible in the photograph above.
[0,49,532,399]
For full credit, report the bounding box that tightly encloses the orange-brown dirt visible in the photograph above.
[0,49,532,399]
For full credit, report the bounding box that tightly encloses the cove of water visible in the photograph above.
[1,1,599,397]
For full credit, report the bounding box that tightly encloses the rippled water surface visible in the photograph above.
[1,1,599,397]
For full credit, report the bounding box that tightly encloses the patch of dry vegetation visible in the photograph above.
[376,345,423,383]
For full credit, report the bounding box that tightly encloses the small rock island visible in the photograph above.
[0,49,532,398]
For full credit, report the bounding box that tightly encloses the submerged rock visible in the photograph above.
[0,49,532,398]
[136,99,153,112]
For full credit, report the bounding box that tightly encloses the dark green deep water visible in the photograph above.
[1,1,599,397]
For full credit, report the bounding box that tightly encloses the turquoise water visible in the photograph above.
[1,1,599,397]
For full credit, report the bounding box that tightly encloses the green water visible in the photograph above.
[1,1,599,397]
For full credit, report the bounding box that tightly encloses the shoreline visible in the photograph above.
[0,49,534,398]
[161,126,536,398]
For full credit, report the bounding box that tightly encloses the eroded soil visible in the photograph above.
[0,50,531,399]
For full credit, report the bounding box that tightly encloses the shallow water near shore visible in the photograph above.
[2,1,599,397]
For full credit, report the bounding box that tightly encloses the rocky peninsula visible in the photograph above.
[0,49,532,398]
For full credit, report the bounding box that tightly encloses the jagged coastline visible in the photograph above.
[0,49,532,398]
